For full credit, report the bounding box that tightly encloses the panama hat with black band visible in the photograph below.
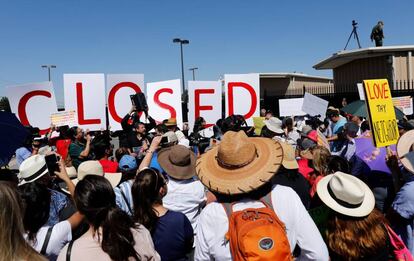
[18,155,49,186]
[397,129,414,174]
[316,171,375,217]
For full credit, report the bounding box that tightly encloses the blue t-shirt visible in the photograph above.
[152,210,193,261]
[149,152,165,174]
[392,180,414,255]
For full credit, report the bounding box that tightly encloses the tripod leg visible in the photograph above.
[354,29,362,48]
[344,30,354,50]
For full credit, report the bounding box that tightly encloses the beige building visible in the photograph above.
[313,45,414,94]
[259,73,333,97]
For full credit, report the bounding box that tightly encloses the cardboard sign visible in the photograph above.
[50,110,77,127]
[363,79,399,148]
[188,81,222,130]
[279,98,306,117]
[6,81,58,134]
[392,96,413,116]
[301,92,329,120]
[146,79,183,128]
[225,74,260,125]
[64,74,106,131]
[106,74,145,131]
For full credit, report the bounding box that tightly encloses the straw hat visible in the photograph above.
[264,117,284,134]
[196,131,284,195]
[18,155,49,186]
[397,130,414,174]
[158,145,196,180]
[72,161,121,188]
[279,142,298,169]
[317,172,375,217]
[165,118,177,126]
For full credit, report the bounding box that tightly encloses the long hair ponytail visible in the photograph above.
[131,168,165,232]
[75,175,140,261]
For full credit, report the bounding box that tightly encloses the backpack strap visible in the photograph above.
[40,226,54,255]
[120,189,132,214]
[66,240,75,261]
[261,191,274,211]
[222,202,233,218]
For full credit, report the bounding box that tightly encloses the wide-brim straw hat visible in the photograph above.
[165,118,178,127]
[397,130,414,174]
[158,145,196,180]
[72,161,121,189]
[317,171,375,217]
[279,142,298,169]
[196,130,283,195]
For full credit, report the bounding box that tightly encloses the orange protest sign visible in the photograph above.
[363,79,399,148]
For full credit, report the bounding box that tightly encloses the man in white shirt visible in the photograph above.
[194,130,329,261]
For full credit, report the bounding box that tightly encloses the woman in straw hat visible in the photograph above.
[194,130,328,260]
[0,181,46,261]
[317,172,399,260]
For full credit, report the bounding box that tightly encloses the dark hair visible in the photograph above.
[69,126,79,141]
[115,147,129,162]
[285,117,294,132]
[327,109,339,118]
[193,117,205,134]
[327,156,350,174]
[260,126,278,138]
[131,168,166,232]
[18,182,51,242]
[361,121,370,133]
[93,142,110,159]
[155,124,169,135]
[75,175,140,261]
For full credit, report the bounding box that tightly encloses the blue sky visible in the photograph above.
[1,0,413,106]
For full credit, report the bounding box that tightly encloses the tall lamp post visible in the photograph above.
[189,67,198,81]
[172,38,189,95]
[41,65,57,81]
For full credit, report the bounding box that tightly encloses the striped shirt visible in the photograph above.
[114,180,134,215]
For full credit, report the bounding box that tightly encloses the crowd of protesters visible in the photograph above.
[1,103,414,261]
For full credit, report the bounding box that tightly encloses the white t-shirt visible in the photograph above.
[25,220,72,261]
[194,185,329,261]
[163,177,207,232]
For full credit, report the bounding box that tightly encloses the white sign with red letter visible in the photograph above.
[188,81,222,130]
[106,74,145,131]
[64,74,106,131]
[6,81,58,134]
[224,73,260,125]
[146,79,183,128]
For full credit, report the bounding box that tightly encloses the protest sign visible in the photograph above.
[146,79,183,128]
[253,117,265,136]
[357,83,365,100]
[225,73,260,125]
[392,96,413,115]
[188,81,222,130]
[50,110,77,127]
[64,74,106,131]
[6,81,58,134]
[301,92,329,120]
[278,98,306,117]
[363,79,399,148]
[106,74,145,131]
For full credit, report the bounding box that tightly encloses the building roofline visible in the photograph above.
[313,45,414,70]
[259,72,332,81]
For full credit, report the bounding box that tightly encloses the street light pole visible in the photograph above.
[41,65,57,81]
[189,67,198,81]
[173,38,189,96]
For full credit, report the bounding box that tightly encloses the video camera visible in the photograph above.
[130,93,148,112]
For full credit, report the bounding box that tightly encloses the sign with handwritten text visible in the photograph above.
[363,79,399,148]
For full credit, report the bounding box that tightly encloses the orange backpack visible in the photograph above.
[222,193,293,261]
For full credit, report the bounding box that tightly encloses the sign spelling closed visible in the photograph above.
[363,79,399,148]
